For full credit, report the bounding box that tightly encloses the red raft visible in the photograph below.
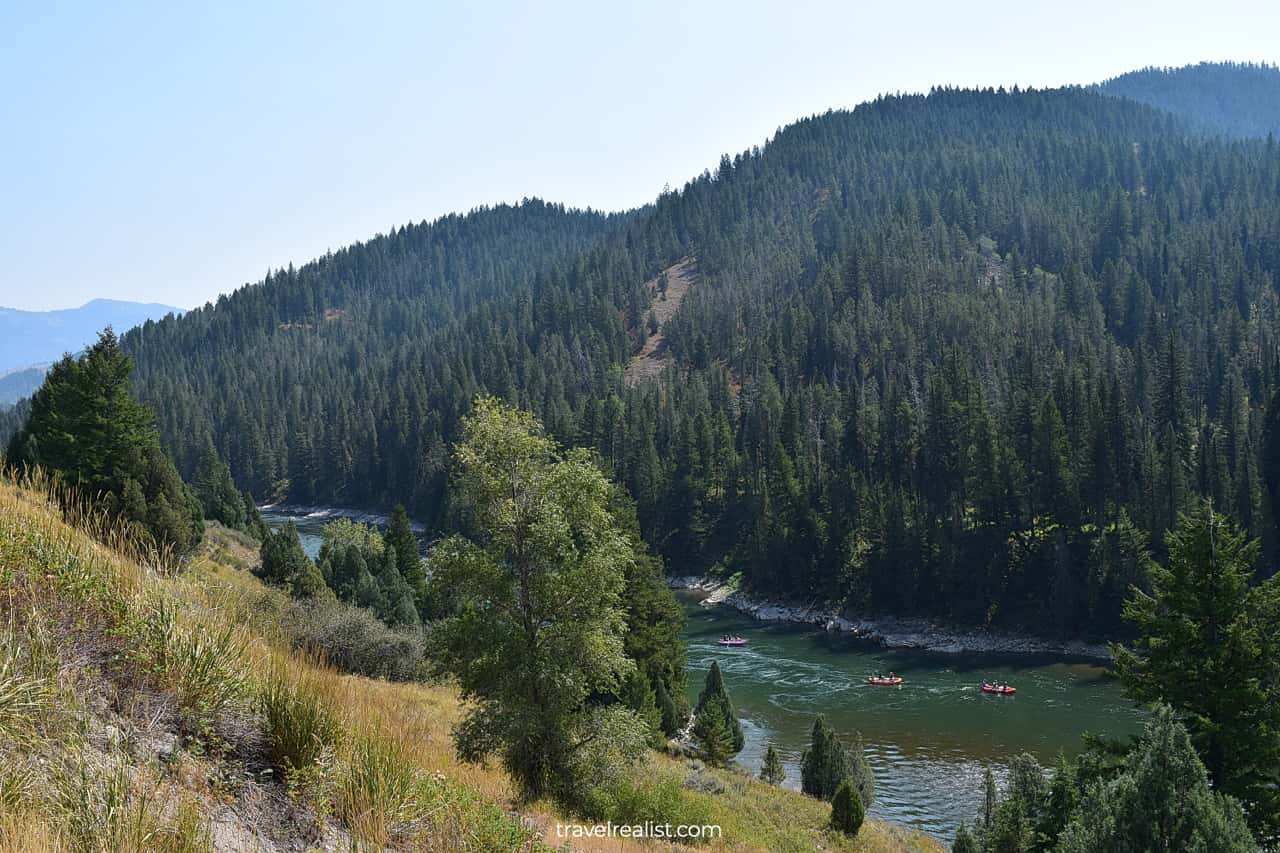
[981,682,1017,695]
[867,675,904,686]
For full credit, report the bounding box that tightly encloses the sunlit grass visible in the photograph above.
[0,470,944,851]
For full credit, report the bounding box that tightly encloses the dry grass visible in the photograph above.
[0,472,944,852]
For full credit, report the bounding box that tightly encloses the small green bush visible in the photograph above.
[829,777,864,836]
[281,598,426,681]
[585,775,715,844]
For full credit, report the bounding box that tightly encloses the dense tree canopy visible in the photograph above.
[966,706,1255,853]
[4,74,1278,640]
[1099,61,1280,139]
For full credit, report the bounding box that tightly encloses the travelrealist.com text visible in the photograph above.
[555,821,722,840]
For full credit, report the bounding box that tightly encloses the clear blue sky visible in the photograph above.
[2,0,1276,311]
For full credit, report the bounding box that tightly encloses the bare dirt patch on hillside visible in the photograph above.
[623,257,696,387]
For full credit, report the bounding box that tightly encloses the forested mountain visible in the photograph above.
[1099,61,1280,138]
[9,67,1280,639]
[0,298,183,375]
[0,365,46,408]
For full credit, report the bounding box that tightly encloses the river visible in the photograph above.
[261,509,333,559]
[262,510,1142,841]
[680,592,1143,840]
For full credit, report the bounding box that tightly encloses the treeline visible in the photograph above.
[1099,61,1280,139]
[20,79,1280,638]
[955,501,1280,849]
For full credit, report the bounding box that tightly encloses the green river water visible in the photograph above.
[264,511,1144,840]
[680,593,1144,839]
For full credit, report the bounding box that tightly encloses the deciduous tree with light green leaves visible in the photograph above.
[426,397,646,805]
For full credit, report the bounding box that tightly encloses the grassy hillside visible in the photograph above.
[0,475,942,852]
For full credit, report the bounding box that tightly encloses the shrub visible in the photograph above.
[586,774,714,842]
[829,778,864,836]
[281,597,427,681]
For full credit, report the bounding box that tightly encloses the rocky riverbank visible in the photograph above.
[669,576,1112,660]
[258,503,428,535]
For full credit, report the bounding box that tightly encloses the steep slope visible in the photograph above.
[1098,61,1280,138]
[37,75,1280,639]
[0,299,182,375]
[0,473,941,852]
[120,199,653,526]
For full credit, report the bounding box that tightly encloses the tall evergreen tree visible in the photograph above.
[801,716,874,806]
[385,503,425,602]
[691,662,743,763]
[1057,705,1255,852]
[4,329,202,556]
[1113,500,1280,841]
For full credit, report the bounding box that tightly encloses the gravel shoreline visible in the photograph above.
[669,576,1112,661]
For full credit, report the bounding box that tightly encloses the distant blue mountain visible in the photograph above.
[0,365,49,408]
[1097,61,1280,139]
[0,299,183,377]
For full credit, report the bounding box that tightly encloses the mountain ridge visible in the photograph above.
[0,298,184,376]
[5,62,1280,643]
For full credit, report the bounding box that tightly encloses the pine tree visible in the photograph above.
[652,677,681,737]
[1057,705,1255,852]
[257,522,323,597]
[1113,500,1280,841]
[373,547,419,628]
[386,504,425,605]
[800,715,874,805]
[691,698,737,764]
[981,766,998,834]
[620,669,664,748]
[692,662,743,763]
[759,743,785,785]
[241,492,269,541]
[829,778,864,836]
[193,439,246,530]
[5,329,202,555]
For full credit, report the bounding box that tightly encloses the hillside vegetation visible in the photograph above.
[8,69,1276,640]
[0,472,941,852]
[1099,61,1280,138]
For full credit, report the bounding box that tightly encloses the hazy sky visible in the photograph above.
[2,1,1277,311]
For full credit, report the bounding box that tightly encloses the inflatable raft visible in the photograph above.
[867,675,904,686]
[981,682,1016,695]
